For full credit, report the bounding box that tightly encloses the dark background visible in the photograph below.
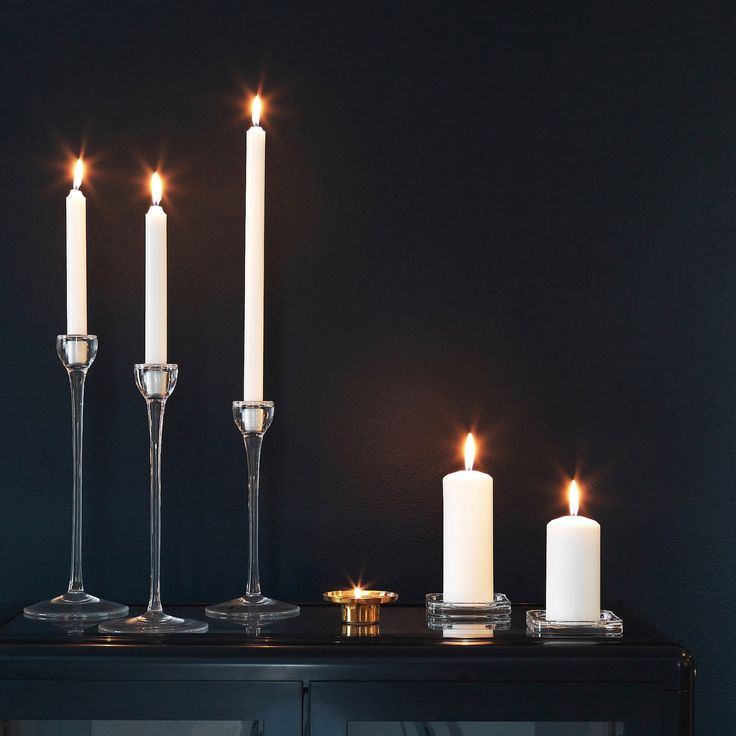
[1,1,733,730]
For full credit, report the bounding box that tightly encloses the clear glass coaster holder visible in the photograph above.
[526,609,623,637]
[425,592,512,623]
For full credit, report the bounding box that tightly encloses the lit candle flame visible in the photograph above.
[252,94,262,126]
[151,172,163,206]
[464,433,475,471]
[353,586,363,599]
[569,480,580,517]
[73,158,84,190]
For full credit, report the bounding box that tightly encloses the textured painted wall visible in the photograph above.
[0,3,732,730]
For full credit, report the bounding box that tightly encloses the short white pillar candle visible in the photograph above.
[545,480,600,622]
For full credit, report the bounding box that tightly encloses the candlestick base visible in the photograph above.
[425,592,511,623]
[99,609,208,635]
[24,593,129,623]
[205,595,300,622]
[525,609,623,637]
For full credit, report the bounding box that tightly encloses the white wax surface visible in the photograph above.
[443,469,493,602]
[66,188,87,334]
[244,124,265,400]
[546,514,600,621]
[145,205,167,364]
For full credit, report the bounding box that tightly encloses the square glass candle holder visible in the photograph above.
[526,609,623,637]
[425,592,512,624]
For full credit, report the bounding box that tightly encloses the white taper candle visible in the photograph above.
[66,158,87,335]
[145,172,167,364]
[244,95,265,400]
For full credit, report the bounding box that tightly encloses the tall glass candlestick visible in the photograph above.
[206,401,299,622]
[99,364,207,634]
[24,336,129,622]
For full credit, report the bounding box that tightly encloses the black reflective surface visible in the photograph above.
[0,603,657,646]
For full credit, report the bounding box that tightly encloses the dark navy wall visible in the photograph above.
[1,3,733,730]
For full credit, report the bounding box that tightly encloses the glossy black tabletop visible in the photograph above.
[0,603,693,692]
[0,602,668,647]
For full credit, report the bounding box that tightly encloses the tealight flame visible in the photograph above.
[569,480,580,517]
[73,158,84,190]
[151,172,162,206]
[353,586,364,599]
[464,433,475,471]
[252,94,262,126]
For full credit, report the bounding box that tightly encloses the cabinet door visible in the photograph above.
[310,682,663,736]
[0,681,301,736]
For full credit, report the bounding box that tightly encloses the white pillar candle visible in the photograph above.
[443,433,494,602]
[66,158,87,335]
[546,480,600,621]
[244,94,265,400]
[145,172,167,364]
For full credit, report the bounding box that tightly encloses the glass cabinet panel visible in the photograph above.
[0,723,262,736]
[348,724,626,736]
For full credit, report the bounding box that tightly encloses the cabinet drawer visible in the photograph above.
[0,681,301,735]
[310,682,662,736]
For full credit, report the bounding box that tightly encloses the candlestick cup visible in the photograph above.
[24,336,129,623]
[206,401,300,622]
[99,364,207,634]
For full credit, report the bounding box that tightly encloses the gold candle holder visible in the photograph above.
[323,588,398,625]
[342,623,380,637]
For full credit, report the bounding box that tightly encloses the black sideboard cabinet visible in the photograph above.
[0,604,692,736]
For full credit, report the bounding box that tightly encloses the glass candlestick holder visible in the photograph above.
[24,335,129,623]
[99,364,207,634]
[206,401,300,622]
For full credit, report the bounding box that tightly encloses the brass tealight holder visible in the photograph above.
[323,588,398,625]
[342,623,380,637]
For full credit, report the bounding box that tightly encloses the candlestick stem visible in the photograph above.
[67,367,85,594]
[147,396,165,614]
[244,432,263,597]
[205,401,300,622]
[24,336,129,622]
[98,364,207,634]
